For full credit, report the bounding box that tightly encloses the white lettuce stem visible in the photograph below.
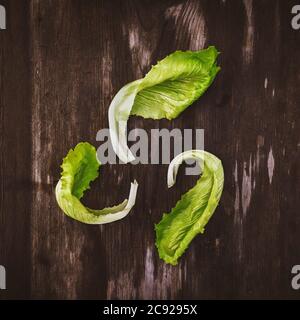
[167,150,205,188]
[108,80,142,164]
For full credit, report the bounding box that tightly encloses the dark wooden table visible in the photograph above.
[1,0,300,300]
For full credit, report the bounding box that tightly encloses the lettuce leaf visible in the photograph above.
[155,150,224,265]
[108,46,220,163]
[55,142,138,224]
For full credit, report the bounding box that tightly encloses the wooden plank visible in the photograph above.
[0,0,32,299]
[1,0,300,299]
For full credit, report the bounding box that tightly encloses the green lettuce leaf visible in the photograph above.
[55,142,138,224]
[155,150,224,265]
[108,46,220,163]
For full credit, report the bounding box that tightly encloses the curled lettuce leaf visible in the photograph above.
[55,142,138,224]
[108,46,220,163]
[155,150,224,265]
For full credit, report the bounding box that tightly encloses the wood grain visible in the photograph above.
[0,0,31,299]
[1,0,300,299]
